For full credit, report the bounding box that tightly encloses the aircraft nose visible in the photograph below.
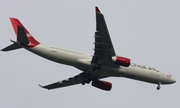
[165,74,176,84]
[170,78,176,84]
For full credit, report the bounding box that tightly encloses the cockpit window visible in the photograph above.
[167,74,172,78]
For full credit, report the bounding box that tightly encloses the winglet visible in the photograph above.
[39,84,49,90]
[39,84,43,88]
[95,6,101,13]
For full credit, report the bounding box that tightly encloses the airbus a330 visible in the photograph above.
[2,7,176,91]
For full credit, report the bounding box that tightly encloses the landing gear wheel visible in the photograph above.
[81,79,91,85]
[81,81,86,85]
[157,82,161,90]
[157,87,160,90]
[86,80,91,84]
[96,64,102,70]
[92,64,102,71]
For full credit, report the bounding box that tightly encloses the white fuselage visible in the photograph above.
[23,43,176,85]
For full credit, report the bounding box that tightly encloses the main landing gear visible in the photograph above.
[157,82,161,90]
[92,64,102,71]
[81,73,92,85]
[81,79,91,85]
[81,64,102,85]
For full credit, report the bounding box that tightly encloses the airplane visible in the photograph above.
[1,7,176,91]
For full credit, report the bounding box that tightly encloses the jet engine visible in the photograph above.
[112,56,130,67]
[92,80,112,91]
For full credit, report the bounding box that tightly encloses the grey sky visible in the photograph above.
[0,0,179,108]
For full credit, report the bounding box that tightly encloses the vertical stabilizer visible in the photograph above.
[1,18,40,51]
[10,17,40,47]
[17,25,29,45]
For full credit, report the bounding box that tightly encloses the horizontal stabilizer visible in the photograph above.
[1,43,22,51]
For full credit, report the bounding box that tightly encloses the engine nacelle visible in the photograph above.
[112,56,131,67]
[92,80,112,91]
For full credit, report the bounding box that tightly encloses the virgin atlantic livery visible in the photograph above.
[1,7,176,91]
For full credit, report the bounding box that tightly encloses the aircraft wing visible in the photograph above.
[91,7,116,66]
[39,73,92,90]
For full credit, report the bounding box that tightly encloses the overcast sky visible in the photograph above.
[0,0,180,108]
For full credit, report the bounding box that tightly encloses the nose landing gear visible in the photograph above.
[157,82,161,90]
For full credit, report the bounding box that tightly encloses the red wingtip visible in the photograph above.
[39,84,43,88]
[95,6,101,13]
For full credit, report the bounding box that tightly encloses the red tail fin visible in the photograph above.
[10,17,40,46]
